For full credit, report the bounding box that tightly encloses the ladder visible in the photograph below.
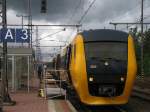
[43,69,67,100]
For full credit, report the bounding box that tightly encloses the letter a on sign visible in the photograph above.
[1,28,15,42]
[5,29,13,39]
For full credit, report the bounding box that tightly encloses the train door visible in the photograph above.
[65,45,72,82]
[66,45,71,70]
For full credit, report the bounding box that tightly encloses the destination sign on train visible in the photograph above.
[0,28,30,43]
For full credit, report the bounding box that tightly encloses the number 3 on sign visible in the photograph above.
[21,29,28,40]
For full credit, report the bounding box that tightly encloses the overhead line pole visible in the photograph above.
[32,30,65,43]
[28,0,32,48]
[110,0,145,79]
[1,0,15,105]
[2,0,9,103]
[141,0,144,79]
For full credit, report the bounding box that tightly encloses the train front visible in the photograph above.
[76,29,137,105]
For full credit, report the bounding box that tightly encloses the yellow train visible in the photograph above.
[56,29,137,106]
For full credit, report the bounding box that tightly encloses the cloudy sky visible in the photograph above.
[6,0,150,61]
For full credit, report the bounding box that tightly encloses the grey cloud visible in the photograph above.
[7,0,150,28]
[82,0,140,23]
[7,0,84,23]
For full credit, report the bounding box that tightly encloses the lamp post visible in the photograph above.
[16,15,29,29]
[16,15,29,47]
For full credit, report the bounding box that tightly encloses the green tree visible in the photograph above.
[130,28,150,76]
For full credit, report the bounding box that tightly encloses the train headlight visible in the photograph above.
[104,61,109,66]
[120,77,125,82]
[89,77,94,82]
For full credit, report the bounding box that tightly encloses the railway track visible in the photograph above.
[132,87,150,101]
[67,89,131,112]
[75,104,129,112]
[69,97,129,112]
[132,77,150,101]
[135,77,150,87]
[67,77,150,112]
[129,95,150,112]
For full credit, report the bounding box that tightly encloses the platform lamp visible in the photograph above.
[16,15,29,46]
[16,14,29,29]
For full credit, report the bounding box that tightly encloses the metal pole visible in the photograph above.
[1,0,14,105]
[146,25,148,31]
[2,0,8,102]
[28,0,31,48]
[114,24,117,30]
[126,24,129,30]
[12,56,15,92]
[141,0,144,79]
[30,17,33,49]
[27,56,30,92]
[21,16,23,29]
[21,16,24,46]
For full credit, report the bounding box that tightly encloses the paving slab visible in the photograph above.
[48,100,77,112]
[4,91,48,112]
[46,88,66,95]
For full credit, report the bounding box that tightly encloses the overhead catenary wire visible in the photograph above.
[113,0,150,31]
[65,0,82,43]
[32,29,65,43]
[67,0,82,24]
[67,1,95,37]
[118,16,150,31]
[78,0,96,24]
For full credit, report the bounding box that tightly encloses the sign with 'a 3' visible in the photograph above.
[0,28,30,43]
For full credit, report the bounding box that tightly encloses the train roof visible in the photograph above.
[80,29,128,42]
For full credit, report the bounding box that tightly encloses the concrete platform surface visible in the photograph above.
[46,88,66,95]
[3,91,77,112]
[48,100,77,112]
[4,91,48,112]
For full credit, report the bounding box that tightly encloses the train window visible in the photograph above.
[84,42,127,60]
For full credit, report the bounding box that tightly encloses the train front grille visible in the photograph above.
[84,41,128,97]
[88,83,124,97]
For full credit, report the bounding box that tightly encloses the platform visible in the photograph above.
[48,100,77,112]
[3,90,77,112]
[4,91,48,112]
[46,88,66,95]
[46,88,66,99]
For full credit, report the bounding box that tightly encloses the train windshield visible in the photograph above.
[84,42,127,60]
